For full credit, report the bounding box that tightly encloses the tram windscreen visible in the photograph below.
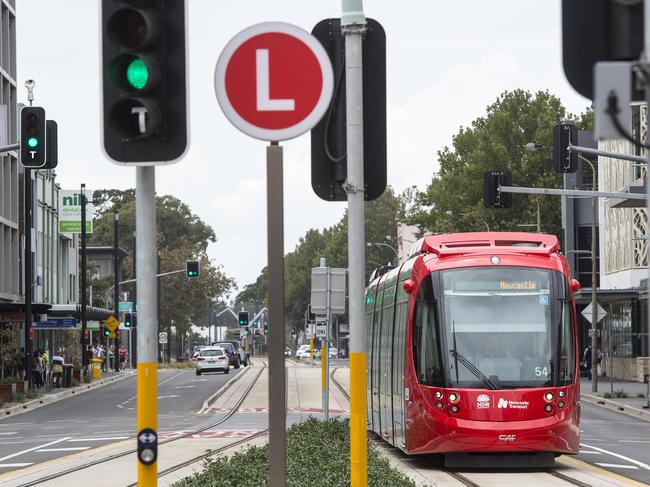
[441,267,562,388]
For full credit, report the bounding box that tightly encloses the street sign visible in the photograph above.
[315,324,327,338]
[311,267,346,315]
[108,331,117,339]
[581,303,607,324]
[105,315,119,332]
[118,301,134,312]
[159,332,168,344]
[215,22,334,142]
[34,318,77,329]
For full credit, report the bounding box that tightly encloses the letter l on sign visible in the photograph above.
[256,49,295,112]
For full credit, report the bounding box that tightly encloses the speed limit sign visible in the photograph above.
[158,332,168,344]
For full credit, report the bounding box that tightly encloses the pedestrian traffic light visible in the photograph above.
[238,311,249,327]
[483,171,513,209]
[124,312,133,328]
[241,326,249,336]
[103,327,111,338]
[101,0,188,164]
[553,123,578,173]
[20,106,46,168]
[186,260,199,278]
[263,323,269,335]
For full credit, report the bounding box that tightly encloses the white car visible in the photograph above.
[195,347,229,375]
[328,347,338,358]
[296,345,311,359]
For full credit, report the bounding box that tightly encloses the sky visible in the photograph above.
[16,1,590,296]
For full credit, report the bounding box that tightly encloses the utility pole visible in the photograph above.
[23,167,32,386]
[342,1,368,485]
[114,210,120,372]
[644,0,650,399]
[81,184,88,369]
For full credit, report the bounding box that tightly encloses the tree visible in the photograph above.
[409,90,592,239]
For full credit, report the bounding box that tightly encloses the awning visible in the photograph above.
[574,288,639,304]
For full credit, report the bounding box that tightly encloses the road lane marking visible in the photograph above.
[0,432,18,436]
[36,447,90,452]
[579,451,602,454]
[157,395,180,399]
[618,440,650,443]
[158,371,185,387]
[46,419,85,423]
[595,463,639,470]
[69,436,129,442]
[0,437,71,462]
[174,385,196,389]
[0,463,33,468]
[581,442,650,471]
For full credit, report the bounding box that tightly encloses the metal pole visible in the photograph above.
[136,166,158,486]
[320,258,330,420]
[114,211,120,372]
[157,251,161,363]
[588,158,598,392]
[342,2,367,485]
[499,185,646,200]
[23,168,32,385]
[131,230,137,369]
[569,143,648,164]
[267,142,286,487]
[81,184,88,368]
[645,0,650,410]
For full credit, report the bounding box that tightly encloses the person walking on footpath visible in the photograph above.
[119,345,128,370]
[32,351,44,388]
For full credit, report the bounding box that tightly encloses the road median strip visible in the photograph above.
[581,392,650,423]
[198,364,256,414]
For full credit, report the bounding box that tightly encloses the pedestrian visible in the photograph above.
[51,353,64,388]
[583,345,604,380]
[108,345,115,371]
[97,344,106,371]
[119,345,128,370]
[32,351,44,388]
[40,349,49,386]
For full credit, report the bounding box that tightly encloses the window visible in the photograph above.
[558,303,575,384]
[412,274,442,386]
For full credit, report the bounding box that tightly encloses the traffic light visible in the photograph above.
[103,327,110,338]
[20,106,46,168]
[483,171,513,209]
[263,323,269,335]
[101,0,188,164]
[553,123,578,173]
[43,120,58,169]
[238,311,249,327]
[186,260,199,278]
[241,326,249,336]
[124,312,133,328]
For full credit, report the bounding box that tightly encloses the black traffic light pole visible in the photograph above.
[81,184,88,368]
[114,210,120,372]
[23,168,33,386]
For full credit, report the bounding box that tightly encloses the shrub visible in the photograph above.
[637,393,645,399]
[614,388,628,398]
[602,392,612,398]
[173,417,416,487]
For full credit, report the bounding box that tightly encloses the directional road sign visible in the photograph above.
[215,22,333,142]
[159,332,168,344]
[581,302,607,324]
[118,301,134,312]
[315,324,327,338]
[105,315,119,332]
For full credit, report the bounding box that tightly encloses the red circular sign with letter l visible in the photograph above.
[215,22,334,142]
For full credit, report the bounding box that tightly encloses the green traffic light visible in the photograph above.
[27,137,38,148]
[126,58,149,90]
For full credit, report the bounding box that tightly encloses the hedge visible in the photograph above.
[173,417,416,487]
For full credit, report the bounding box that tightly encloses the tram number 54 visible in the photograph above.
[535,366,549,377]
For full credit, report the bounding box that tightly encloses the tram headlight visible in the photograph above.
[559,390,566,398]
[558,401,565,408]
[544,392,554,402]
[544,404,553,413]
[434,391,443,400]
[436,402,444,409]
[448,392,459,403]
[450,404,460,413]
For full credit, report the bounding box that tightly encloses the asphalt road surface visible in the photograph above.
[0,367,242,472]
[577,401,650,484]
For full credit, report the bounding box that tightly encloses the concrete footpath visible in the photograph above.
[580,376,650,422]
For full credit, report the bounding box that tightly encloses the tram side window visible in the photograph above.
[413,275,443,386]
[558,302,576,384]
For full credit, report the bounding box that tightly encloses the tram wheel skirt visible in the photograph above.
[444,451,556,469]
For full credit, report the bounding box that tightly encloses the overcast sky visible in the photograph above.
[16,1,589,295]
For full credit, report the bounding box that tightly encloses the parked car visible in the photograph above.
[284,346,291,356]
[213,342,241,368]
[195,347,229,375]
[328,347,338,358]
[296,345,311,359]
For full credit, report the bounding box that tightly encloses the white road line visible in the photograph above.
[157,395,180,399]
[174,385,196,389]
[0,437,71,462]
[618,440,650,443]
[36,447,90,452]
[0,422,33,427]
[579,451,602,455]
[0,432,18,436]
[595,463,639,470]
[581,443,650,471]
[0,463,33,468]
[158,371,185,387]
[46,419,84,423]
[68,436,129,442]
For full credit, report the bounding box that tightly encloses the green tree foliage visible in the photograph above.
[88,190,234,355]
[408,90,592,239]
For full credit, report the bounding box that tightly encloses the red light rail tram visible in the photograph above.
[365,232,580,467]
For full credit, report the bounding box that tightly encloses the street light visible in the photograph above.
[366,241,398,257]
[445,210,490,232]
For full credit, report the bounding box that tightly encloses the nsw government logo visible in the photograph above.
[476,394,490,409]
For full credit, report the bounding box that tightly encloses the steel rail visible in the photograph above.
[17,364,266,487]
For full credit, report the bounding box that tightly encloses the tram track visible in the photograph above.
[330,367,594,487]
[16,363,266,487]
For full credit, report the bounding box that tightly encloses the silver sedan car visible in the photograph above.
[195,347,229,375]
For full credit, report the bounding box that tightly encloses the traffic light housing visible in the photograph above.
[186,260,199,278]
[124,312,133,328]
[103,327,110,338]
[20,106,46,168]
[238,311,249,327]
[483,171,513,209]
[241,326,249,336]
[43,120,58,169]
[263,323,269,335]
[101,0,188,164]
[553,123,578,173]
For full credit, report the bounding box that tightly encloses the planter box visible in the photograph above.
[0,383,16,403]
[72,369,81,383]
[14,381,29,394]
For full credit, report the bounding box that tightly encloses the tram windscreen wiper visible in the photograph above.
[448,349,499,390]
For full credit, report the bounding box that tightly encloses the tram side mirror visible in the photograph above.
[569,279,581,293]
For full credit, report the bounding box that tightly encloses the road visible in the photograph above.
[577,401,650,484]
[0,367,242,472]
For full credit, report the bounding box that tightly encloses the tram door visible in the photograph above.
[371,288,384,435]
[380,283,395,443]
